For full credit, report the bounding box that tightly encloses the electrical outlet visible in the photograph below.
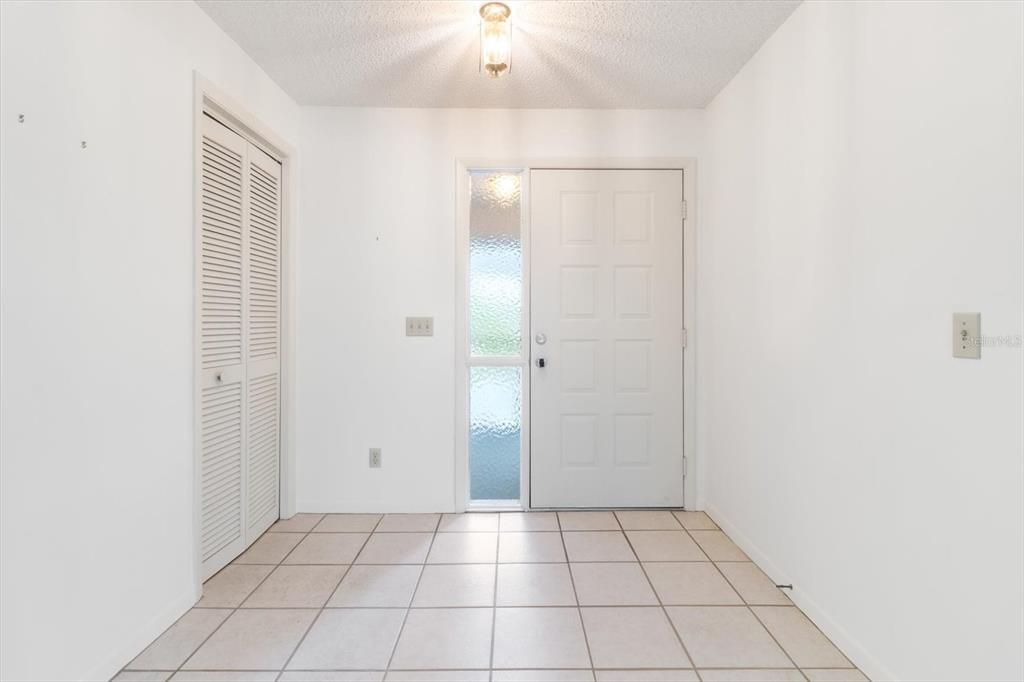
[952,312,981,359]
[369,448,382,468]
[406,316,433,337]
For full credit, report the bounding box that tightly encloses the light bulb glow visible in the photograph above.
[493,173,520,200]
[479,3,511,78]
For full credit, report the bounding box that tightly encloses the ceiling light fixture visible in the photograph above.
[479,2,511,78]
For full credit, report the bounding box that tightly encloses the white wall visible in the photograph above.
[0,2,299,680]
[296,108,704,512]
[700,2,1023,681]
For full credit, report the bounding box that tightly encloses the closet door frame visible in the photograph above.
[191,73,296,598]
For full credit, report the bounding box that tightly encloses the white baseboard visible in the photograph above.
[86,591,196,682]
[705,502,896,682]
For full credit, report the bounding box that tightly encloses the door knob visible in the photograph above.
[537,358,546,368]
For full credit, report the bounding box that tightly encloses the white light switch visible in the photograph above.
[952,312,981,359]
[406,316,433,337]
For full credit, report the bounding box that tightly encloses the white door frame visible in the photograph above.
[454,158,698,512]
[191,73,296,599]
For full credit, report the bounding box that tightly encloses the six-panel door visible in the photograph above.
[530,169,684,508]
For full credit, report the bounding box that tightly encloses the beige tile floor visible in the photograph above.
[115,511,869,682]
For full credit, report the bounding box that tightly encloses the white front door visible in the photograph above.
[530,169,684,508]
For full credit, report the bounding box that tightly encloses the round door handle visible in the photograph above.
[535,333,547,345]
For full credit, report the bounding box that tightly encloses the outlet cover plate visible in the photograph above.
[369,448,382,468]
[406,316,433,337]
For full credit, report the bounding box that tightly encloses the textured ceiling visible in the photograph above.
[196,0,800,109]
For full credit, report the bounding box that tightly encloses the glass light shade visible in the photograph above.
[480,2,511,78]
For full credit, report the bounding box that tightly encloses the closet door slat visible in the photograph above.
[243,145,282,540]
[199,115,248,578]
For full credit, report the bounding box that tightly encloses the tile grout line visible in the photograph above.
[690,516,810,682]
[615,510,704,682]
[488,525,500,682]
[487,520,503,679]
[745,602,811,682]
[708,556,801,609]
[166,517,324,680]
[311,516,384,608]
[556,512,596,678]
[383,514,441,675]
[692,514,818,678]
[274,514,384,681]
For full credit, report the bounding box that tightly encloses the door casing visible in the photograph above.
[192,73,296,600]
[454,158,698,513]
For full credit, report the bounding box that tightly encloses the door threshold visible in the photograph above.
[465,500,523,512]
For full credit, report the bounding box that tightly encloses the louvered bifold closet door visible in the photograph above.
[199,115,248,578]
[244,145,282,542]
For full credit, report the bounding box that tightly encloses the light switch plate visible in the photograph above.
[953,312,981,359]
[406,316,433,337]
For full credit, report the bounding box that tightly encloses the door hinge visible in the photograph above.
[682,455,688,478]
[681,200,688,221]
[681,328,688,349]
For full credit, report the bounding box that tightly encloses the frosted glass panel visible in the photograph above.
[467,171,523,502]
[470,366,521,501]
[470,172,522,356]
